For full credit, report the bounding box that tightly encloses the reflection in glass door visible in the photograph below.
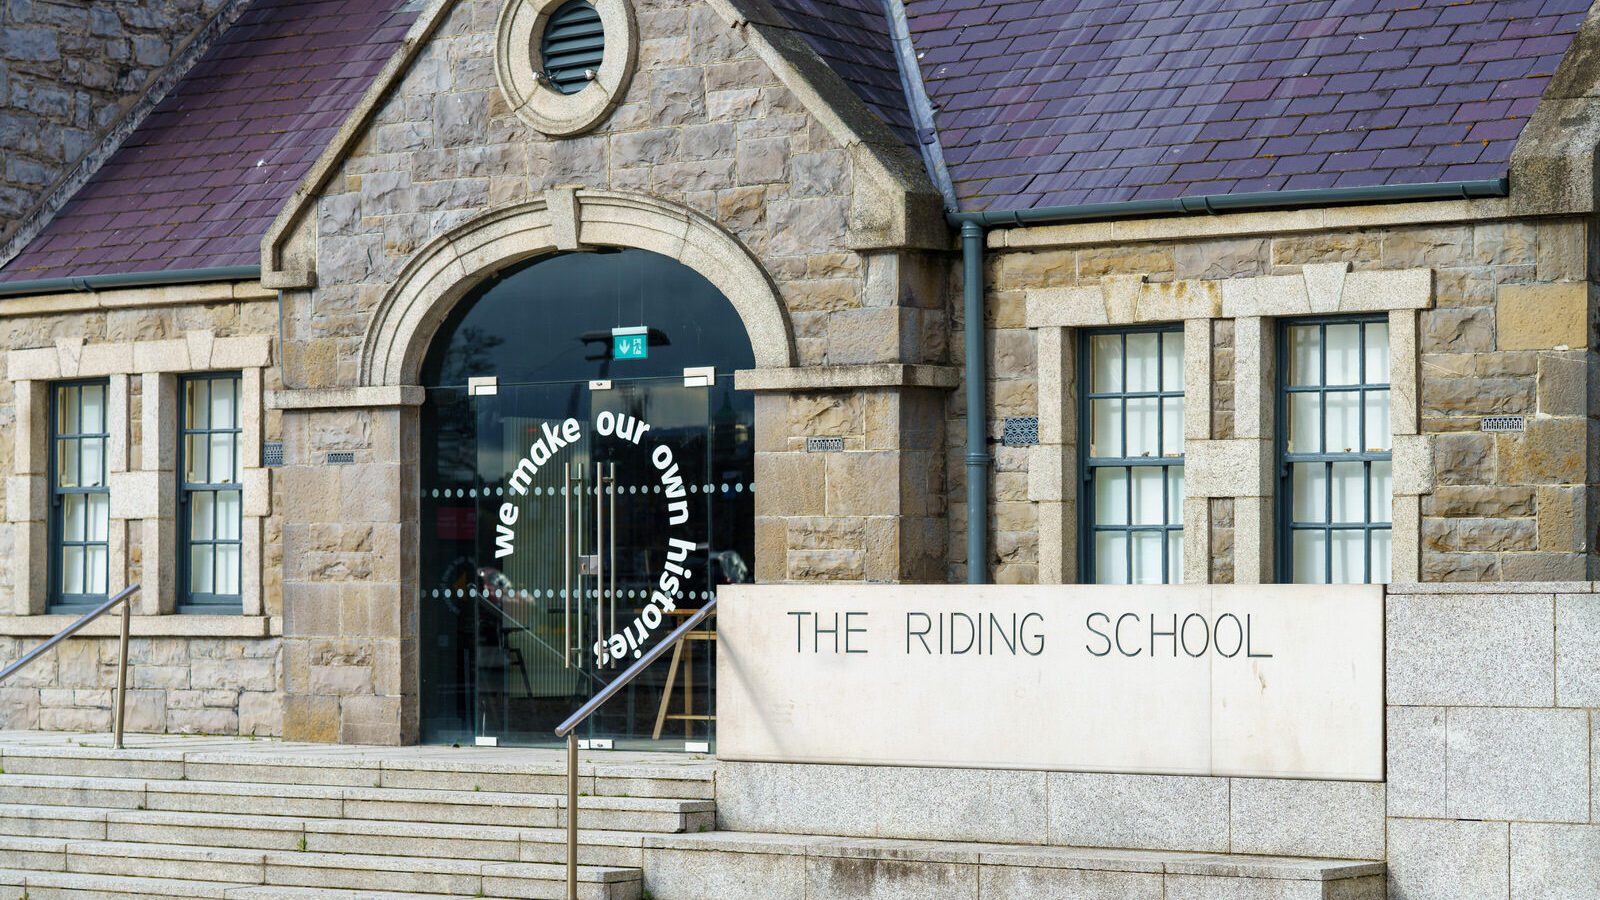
[419,373,753,749]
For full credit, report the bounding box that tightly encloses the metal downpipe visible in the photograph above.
[962,221,990,584]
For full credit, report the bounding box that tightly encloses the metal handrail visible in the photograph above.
[0,583,141,749]
[554,596,717,900]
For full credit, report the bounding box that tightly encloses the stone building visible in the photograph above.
[0,0,1598,896]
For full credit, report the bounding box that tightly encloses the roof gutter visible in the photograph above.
[0,265,261,299]
[947,178,1508,229]
[949,177,1508,584]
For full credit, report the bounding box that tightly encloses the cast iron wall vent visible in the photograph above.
[1003,416,1039,446]
[327,451,356,465]
[1481,415,1525,433]
[262,442,285,467]
[806,436,844,453]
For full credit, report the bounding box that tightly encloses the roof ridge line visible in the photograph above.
[0,0,256,274]
[881,0,959,213]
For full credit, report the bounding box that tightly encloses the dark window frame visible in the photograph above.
[48,379,112,613]
[177,372,244,614]
[1275,315,1393,584]
[1078,324,1185,585]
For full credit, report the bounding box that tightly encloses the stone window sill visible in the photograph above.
[0,615,280,638]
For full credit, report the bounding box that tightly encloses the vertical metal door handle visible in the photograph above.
[608,461,617,667]
[595,461,604,669]
[563,462,572,668]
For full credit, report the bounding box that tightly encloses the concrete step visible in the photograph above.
[0,773,714,833]
[0,837,643,899]
[0,869,489,899]
[638,832,1386,900]
[0,803,664,866]
[0,742,714,800]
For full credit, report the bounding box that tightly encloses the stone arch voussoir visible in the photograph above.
[360,189,796,386]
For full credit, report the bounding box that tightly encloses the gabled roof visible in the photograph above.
[904,0,1591,212]
[766,0,919,149]
[0,0,417,283]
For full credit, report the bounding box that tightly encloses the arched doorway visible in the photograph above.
[417,248,756,749]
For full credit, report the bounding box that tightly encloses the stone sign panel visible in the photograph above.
[716,584,1384,781]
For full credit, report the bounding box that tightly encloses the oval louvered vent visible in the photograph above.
[541,0,604,95]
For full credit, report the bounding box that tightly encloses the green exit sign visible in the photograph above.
[612,326,648,360]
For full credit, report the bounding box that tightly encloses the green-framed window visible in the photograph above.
[1080,326,1184,584]
[1278,317,1392,583]
[179,373,244,612]
[49,381,111,612]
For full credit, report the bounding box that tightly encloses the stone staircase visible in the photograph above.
[0,734,715,899]
[0,733,1385,899]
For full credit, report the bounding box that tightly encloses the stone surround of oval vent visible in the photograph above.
[495,0,637,136]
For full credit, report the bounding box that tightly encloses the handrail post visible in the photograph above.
[113,597,130,750]
[566,730,578,900]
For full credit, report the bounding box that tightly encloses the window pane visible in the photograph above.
[62,546,84,594]
[1161,332,1184,392]
[63,494,86,542]
[1370,460,1393,524]
[1167,530,1183,584]
[1090,399,1123,458]
[87,493,109,543]
[191,491,216,540]
[187,379,210,429]
[86,545,107,594]
[1364,390,1391,452]
[1331,461,1365,524]
[80,384,105,432]
[1292,462,1327,523]
[1371,529,1392,583]
[58,439,80,488]
[216,544,241,595]
[210,433,234,483]
[1126,332,1160,391]
[1167,466,1184,524]
[1326,390,1360,453]
[1292,530,1326,584]
[79,437,104,487]
[216,490,241,541]
[1093,468,1128,526]
[191,545,214,594]
[1364,321,1390,384]
[1330,529,1365,583]
[186,435,210,483]
[57,386,79,435]
[1094,531,1128,584]
[1131,466,1165,525]
[1090,334,1122,392]
[1289,325,1321,386]
[211,378,237,429]
[1326,323,1361,385]
[1288,392,1320,454]
[1161,398,1183,457]
[1131,531,1164,584]
[1126,397,1159,457]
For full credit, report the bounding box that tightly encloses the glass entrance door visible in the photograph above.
[419,372,753,749]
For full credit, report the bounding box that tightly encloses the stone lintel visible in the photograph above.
[269,385,426,410]
[0,614,279,638]
[734,364,960,392]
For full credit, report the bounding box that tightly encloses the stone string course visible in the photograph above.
[970,218,1598,584]
[0,0,220,231]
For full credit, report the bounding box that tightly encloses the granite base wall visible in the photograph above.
[0,634,281,737]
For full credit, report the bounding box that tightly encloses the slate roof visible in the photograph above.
[768,0,918,148]
[0,0,416,283]
[904,0,1592,211]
